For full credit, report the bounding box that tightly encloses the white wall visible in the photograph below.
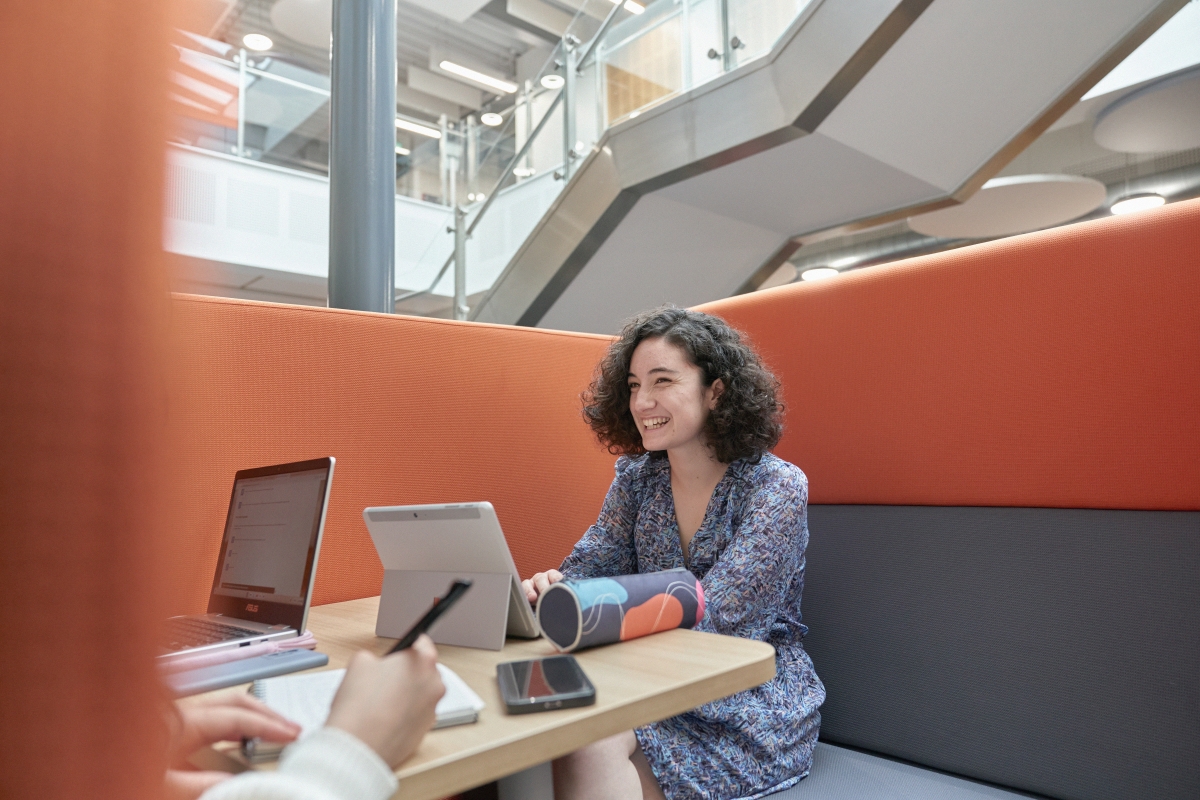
[163,144,562,298]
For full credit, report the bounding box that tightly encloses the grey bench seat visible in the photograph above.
[773,744,1034,800]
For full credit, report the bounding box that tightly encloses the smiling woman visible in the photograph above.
[582,307,783,464]
[521,307,825,800]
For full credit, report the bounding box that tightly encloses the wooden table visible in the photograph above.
[201,595,776,800]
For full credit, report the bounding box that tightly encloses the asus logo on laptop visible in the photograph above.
[246,603,259,613]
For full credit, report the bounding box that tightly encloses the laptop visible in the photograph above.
[363,501,540,648]
[159,457,335,661]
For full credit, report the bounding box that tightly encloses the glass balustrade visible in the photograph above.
[727,0,813,67]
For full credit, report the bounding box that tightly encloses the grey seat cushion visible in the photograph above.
[769,744,1034,800]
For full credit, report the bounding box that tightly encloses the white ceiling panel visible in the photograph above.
[506,0,574,36]
[1084,0,1200,98]
[401,0,492,24]
[816,0,1164,192]
[408,65,485,110]
[396,83,462,119]
[654,132,943,237]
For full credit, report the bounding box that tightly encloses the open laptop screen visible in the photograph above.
[207,458,333,631]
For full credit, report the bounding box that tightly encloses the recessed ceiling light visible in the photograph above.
[480,112,503,127]
[395,146,410,156]
[1110,193,1165,215]
[513,167,536,177]
[242,33,274,51]
[439,60,517,94]
[609,0,645,13]
[395,118,442,139]
[540,74,564,90]
[830,256,858,268]
[801,267,839,282]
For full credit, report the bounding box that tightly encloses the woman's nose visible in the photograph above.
[633,387,654,410]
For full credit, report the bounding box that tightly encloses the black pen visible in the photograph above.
[387,579,473,654]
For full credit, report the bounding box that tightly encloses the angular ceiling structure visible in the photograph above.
[470,0,1185,334]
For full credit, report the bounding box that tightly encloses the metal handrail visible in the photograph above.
[577,0,625,72]
[396,0,627,309]
[395,88,566,304]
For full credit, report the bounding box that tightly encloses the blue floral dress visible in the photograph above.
[559,452,825,800]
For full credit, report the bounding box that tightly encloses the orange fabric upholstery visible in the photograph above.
[699,198,1200,511]
[170,297,615,613]
[0,2,173,798]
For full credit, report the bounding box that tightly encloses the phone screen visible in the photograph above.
[506,655,588,701]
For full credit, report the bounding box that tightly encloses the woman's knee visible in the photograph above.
[557,730,638,771]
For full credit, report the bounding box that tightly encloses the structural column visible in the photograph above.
[328,0,397,313]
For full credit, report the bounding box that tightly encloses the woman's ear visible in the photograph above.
[707,378,726,410]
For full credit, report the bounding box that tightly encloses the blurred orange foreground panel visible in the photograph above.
[0,2,175,799]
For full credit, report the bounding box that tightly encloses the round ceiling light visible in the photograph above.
[480,112,503,127]
[243,33,274,51]
[801,267,839,282]
[1110,193,1165,215]
[1093,65,1200,153]
[269,0,331,49]
[540,74,564,89]
[908,174,1106,239]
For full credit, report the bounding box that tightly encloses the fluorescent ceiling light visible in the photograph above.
[513,167,536,177]
[830,256,858,268]
[1110,193,1165,215]
[395,146,410,155]
[801,267,839,282]
[610,0,645,14]
[480,112,503,127]
[395,118,442,138]
[242,33,274,51]
[438,60,517,94]
[540,74,564,89]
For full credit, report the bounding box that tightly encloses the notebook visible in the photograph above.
[242,663,485,762]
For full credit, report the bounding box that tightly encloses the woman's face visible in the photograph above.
[627,337,723,455]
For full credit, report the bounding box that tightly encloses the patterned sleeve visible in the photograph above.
[696,463,808,641]
[558,456,641,580]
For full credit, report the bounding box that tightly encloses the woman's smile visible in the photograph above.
[641,416,670,430]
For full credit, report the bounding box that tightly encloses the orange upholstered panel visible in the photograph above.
[170,296,616,614]
[0,2,174,798]
[699,198,1200,511]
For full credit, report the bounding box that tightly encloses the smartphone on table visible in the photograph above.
[496,655,596,714]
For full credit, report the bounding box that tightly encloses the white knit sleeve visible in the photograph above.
[200,727,399,800]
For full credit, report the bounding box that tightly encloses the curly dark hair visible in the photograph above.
[581,306,783,464]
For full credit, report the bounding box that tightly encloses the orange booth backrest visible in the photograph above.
[171,297,617,613]
[171,198,1200,618]
[700,197,1200,511]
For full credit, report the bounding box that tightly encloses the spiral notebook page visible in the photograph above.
[253,663,485,737]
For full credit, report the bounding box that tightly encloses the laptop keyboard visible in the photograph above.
[163,617,262,650]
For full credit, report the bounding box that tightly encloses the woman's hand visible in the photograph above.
[521,569,564,603]
[165,691,301,800]
[326,634,445,769]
